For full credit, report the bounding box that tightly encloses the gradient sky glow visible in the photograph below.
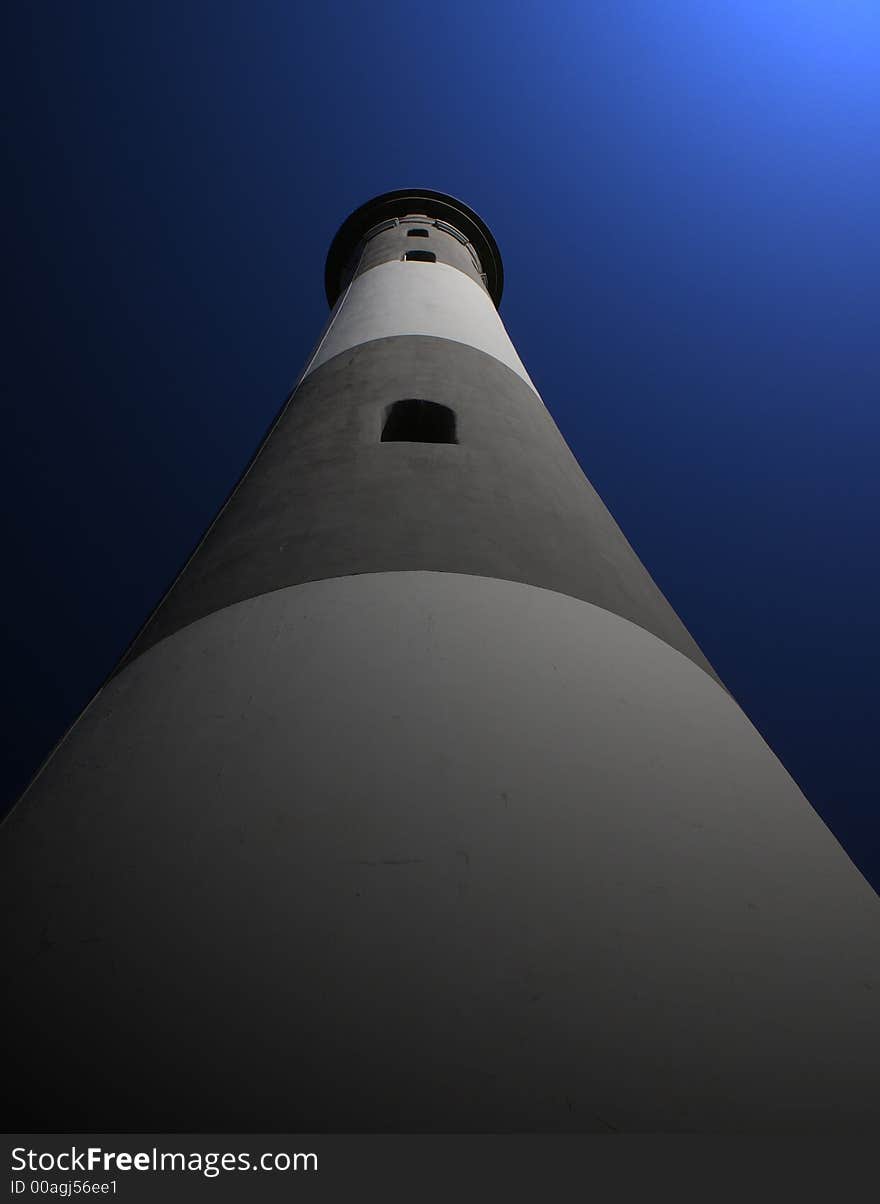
[3,1,879,886]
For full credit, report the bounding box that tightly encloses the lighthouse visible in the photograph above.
[2,188,878,1132]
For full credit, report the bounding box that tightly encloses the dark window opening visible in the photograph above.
[407,228,430,237]
[381,399,457,444]
[403,250,436,263]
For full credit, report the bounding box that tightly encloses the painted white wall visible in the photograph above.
[304,260,538,391]
[4,571,879,1130]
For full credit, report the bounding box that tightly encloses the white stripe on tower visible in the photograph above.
[306,260,537,390]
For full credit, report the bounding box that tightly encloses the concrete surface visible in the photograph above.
[3,572,878,1131]
[123,336,714,679]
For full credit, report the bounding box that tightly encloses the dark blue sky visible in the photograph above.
[4,2,879,888]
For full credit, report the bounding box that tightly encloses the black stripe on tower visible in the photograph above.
[123,335,717,682]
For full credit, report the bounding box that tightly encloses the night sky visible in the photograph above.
[4,2,879,890]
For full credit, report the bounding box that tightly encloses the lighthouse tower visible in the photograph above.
[2,189,878,1132]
